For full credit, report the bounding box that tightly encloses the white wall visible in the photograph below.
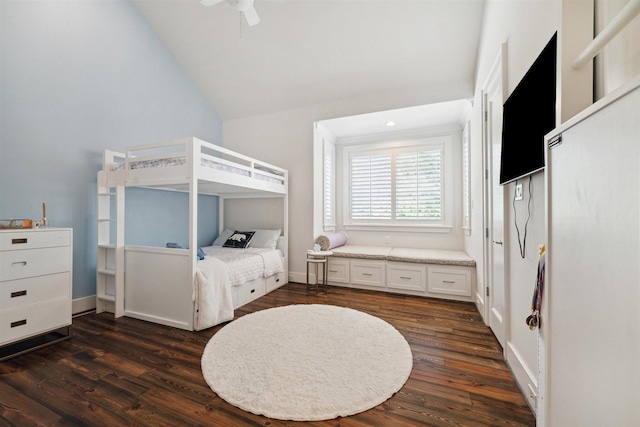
[468,0,561,413]
[223,108,316,279]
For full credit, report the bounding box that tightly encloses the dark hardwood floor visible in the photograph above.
[0,283,535,426]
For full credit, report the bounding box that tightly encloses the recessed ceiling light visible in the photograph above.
[386,121,395,127]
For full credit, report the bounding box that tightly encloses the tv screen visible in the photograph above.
[499,32,557,185]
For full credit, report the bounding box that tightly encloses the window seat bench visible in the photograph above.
[327,246,477,302]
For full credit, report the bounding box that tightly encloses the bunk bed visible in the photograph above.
[96,137,288,331]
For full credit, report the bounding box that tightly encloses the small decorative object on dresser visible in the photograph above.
[0,227,73,360]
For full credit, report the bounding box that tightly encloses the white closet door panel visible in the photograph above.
[546,83,640,426]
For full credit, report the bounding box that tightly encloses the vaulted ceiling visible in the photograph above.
[132,0,486,127]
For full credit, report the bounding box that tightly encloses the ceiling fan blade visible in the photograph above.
[200,0,225,7]
[243,5,260,26]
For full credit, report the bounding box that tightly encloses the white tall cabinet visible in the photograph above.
[0,227,73,360]
[541,75,640,426]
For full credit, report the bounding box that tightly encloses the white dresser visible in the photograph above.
[0,228,73,360]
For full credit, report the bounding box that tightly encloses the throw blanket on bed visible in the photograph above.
[194,256,234,331]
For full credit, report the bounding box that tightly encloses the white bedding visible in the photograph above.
[194,246,284,330]
[202,246,284,285]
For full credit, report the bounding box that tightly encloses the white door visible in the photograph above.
[483,48,506,348]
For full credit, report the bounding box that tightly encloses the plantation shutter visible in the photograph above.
[350,154,392,220]
[324,152,333,224]
[462,123,471,232]
[395,150,442,220]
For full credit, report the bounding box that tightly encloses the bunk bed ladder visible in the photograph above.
[96,169,125,317]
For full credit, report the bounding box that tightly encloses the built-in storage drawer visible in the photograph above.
[0,298,70,345]
[266,272,284,293]
[1,272,70,310]
[387,263,426,292]
[350,260,385,288]
[0,229,71,251]
[327,258,350,284]
[0,246,71,282]
[235,279,266,307]
[427,266,472,297]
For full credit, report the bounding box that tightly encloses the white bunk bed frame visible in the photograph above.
[96,137,288,331]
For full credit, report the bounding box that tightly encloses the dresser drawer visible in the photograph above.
[387,263,426,292]
[0,247,70,282]
[1,272,70,310]
[327,258,350,284]
[1,298,71,345]
[235,279,266,307]
[0,229,71,251]
[428,266,472,297]
[266,272,284,293]
[351,260,385,288]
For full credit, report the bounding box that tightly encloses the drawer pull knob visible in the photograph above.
[11,319,27,328]
[276,278,280,283]
[12,261,27,267]
[11,290,27,298]
[11,238,28,244]
[250,289,255,293]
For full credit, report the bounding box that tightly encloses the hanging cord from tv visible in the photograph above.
[513,175,533,259]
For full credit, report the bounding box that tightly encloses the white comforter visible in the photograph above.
[202,246,284,284]
[193,246,284,330]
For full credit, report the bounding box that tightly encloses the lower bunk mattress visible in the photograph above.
[194,246,284,330]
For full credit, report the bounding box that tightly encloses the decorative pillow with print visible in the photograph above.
[223,231,256,249]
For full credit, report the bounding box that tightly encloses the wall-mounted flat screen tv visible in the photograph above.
[499,32,557,185]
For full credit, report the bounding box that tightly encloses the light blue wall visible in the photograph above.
[0,0,223,299]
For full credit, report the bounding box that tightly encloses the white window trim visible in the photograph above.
[341,136,453,232]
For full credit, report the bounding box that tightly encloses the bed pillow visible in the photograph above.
[223,231,256,249]
[249,229,281,249]
[212,228,234,246]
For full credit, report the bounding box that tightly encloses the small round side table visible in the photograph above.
[306,250,333,293]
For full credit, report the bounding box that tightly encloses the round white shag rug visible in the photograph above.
[201,304,413,421]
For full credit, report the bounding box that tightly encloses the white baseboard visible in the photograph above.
[506,341,538,415]
[288,271,312,284]
[72,295,96,315]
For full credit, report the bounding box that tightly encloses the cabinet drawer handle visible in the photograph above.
[329,270,338,273]
[11,261,27,267]
[11,319,27,328]
[400,276,412,280]
[11,290,27,298]
[276,278,280,283]
[250,289,255,294]
[443,280,456,284]
[11,238,28,245]
[362,273,373,276]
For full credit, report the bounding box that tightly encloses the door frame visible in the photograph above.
[482,43,509,352]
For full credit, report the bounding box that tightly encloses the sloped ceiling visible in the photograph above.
[132,0,485,127]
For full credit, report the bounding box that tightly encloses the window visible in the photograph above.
[395,150,442,220]
[350,154,392,219]
[343,137,449,229]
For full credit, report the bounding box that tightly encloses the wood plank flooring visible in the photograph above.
[0,283,536,426]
